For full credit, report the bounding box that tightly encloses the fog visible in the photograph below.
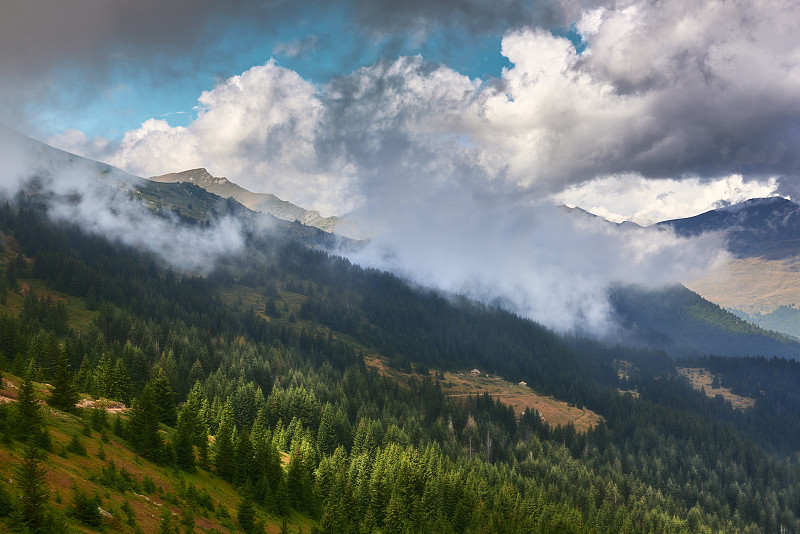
[345,164,727,335]
[0,122,728,335]
[0,124,247,274]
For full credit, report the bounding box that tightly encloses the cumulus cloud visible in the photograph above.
[34,0,800,332]
[54,61,358,216]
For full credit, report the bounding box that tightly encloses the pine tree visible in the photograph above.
[128,389,162,461]
[15,377,42,440]
[15,444,49,532]
[317,403,337,456]
[237,490,256,534]
[173,407,196,472]
[72,487,102,528]
[214,400,236,482]
[157,507,176,534]
[148,367,177,426]
[48,351,79,411]
[234,427,254,486]
[111,359,130,403]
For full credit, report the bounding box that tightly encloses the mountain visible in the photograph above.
[5,128,800,532]
[0,125,349,253]
[610,284,800,358]
[656,196,800,259]
[4,197,800,533]
[650,197,800,326]
[150,168,340,233]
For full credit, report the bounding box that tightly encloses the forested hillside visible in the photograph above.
[2,195,800,533]
[610,284,800,358]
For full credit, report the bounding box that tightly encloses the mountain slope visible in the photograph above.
[656,196,800,259]
[611,284,800,358]
[4,186,800,531]
[0,126,349,256]
[150,168,340,233]
[637,196,800,338]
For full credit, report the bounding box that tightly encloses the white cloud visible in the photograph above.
[44,0,800,333]
[56,60,358,216]
[554,174,780,225]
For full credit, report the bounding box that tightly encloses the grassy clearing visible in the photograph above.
[440,370,604,431]
[363,355,604,432]
[0,278,97,332]
[677,367,757,410]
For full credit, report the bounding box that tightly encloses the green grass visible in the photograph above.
[0,371,315,534]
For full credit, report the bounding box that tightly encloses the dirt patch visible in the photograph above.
[443,370,604,431]
[677,367,757,410]
[76,398,128,414]
[364,355,603,432]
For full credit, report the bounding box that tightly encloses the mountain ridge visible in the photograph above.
[150,168,341,234]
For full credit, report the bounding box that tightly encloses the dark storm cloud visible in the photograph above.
[0,0,311,128]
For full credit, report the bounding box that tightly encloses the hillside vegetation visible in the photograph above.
[3,196,800,533]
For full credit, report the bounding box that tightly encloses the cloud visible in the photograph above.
[0,125,246,274]
[273,36,319,58]
[36,0,800,333]
[53,61,359,216]
[349,0,588,37]
[553,174,780,225]
[347,184,726,334]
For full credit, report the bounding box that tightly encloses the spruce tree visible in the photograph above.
[15,377,43,442]
[48,351,79,411]
[173,407,195,472]
[237,490,256,534]
[148,367,177,426]
[15,444,48,532]
[213,401,236,481]
[234,427,254,486]
[128,389,162,461]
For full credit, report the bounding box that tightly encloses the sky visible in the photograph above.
[1,0,798,333]
[3,0,795,222]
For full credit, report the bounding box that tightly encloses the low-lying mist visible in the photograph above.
[0,125,248,273]
[344,174,727,336]
[0,124,727,337]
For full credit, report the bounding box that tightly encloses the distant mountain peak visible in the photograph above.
[655,195,800,259]
[149,169,346,235]
[715,196,794,213]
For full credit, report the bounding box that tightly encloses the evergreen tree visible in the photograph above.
[214,400,236,481]
[71,487,102,528]
[127,389,163,461]
[111,358,131,403]
[316,403,337,456]
[287,439,316,513]
[48,351,79,411]
[15,444,49,532]
[173,407,196,472]
[234,427,254,487]
[148,367,177,426]
[237,490,256,534]
[15,377,42,440]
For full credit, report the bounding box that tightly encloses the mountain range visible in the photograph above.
[4,126,800,533]
[4,123,798,353]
